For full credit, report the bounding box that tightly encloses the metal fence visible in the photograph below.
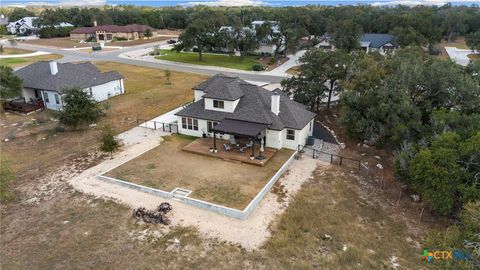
[136,118,178,133]
[298,144,362,170]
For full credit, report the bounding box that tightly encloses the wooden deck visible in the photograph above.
[3,98,44,114]
[183,137,278,166]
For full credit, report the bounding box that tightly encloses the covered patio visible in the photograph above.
[183,137,278,166]
[183,119,277,166]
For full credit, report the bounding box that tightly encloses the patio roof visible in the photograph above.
[212,119,267,137]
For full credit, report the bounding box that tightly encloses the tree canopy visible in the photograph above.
[57,88,104,130]
[0,65,22,100]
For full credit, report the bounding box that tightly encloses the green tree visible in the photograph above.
[174,18,217,61]
[327,19,362,52]
[0,65,23,100]
[143,28,153,39]
[0,159,15,202]
[466,30,480,52]
[409,132,480,216]
[99,124,120,159]
[0,25,7,36]
[8,8,35,22]
[57,88,103,130]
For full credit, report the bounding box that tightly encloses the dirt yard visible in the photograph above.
[0,62,207,180]
[0,47,33,55]
[105,135,293,209]
[22,37,92,48]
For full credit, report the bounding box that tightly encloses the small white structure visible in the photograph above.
[175,74,315,150]
[14,61,124,111]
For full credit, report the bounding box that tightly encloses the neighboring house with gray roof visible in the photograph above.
[315,33,399,55]
[175,74,316,150]
[14,61,124,111]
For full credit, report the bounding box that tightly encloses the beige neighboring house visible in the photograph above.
[70,23,157,41]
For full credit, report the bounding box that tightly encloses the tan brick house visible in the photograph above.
[70,24,157,41]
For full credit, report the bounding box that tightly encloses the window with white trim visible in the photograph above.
[54,94,60,105]
[42,92,49,103]
[182,117,198,131]
[286,129,295,140]
[207,121,218,133]
[213,100,224,109]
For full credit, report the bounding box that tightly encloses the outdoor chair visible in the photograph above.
[223,144,231,151]
[239,146,246,153]
[245,141,253,148]
[229,137,237,145]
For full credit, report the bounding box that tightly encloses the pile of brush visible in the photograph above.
[132,202,172,225]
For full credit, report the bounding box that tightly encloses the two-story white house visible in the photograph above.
[14,61,124,111]
[175,74,316,150]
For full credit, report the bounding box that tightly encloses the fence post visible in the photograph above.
[313,149,315,159]
[330,154,333,164]
[154,121,157,130]
[340,156,343,166]
[163,123,165,131]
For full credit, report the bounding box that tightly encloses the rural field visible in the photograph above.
[105,135,293,209]
[0,62,207,179]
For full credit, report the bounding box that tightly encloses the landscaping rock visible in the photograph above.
[374,155,381,160]
[376,164,383,170]
[411,194,420,203]
[322,234,333,241]
[4,138,9,142]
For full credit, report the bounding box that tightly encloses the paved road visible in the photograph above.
[11,41,286,83]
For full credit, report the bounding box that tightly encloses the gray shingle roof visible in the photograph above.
[359,33,398,48]
[177,74,316,130]
[14,61,123,94]
[195,74,244,101]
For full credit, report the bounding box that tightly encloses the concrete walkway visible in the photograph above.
[444,47,476,66]
[265,50,306,76]
[0,51,51,58]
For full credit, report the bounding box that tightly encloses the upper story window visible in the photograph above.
[286,129,295,140]
[213,100,224,109]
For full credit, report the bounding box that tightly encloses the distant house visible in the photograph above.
[14,61,124,111]
[0,14,8,26]
[6,17,73,35]
[316,33,399,54]
[218,20,285,55]
[70,24,157,42]
[7,17,39,35]
[175,74,316,150]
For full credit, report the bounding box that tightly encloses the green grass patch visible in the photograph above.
[155,50,260,71]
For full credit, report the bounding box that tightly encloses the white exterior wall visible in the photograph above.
[204,98,238,113]
[177,116,231,140]
[87,79,124,102]
[22,88,37,101]
[41,90,64,111]
[266,129,282,149]
[194,90,204,102]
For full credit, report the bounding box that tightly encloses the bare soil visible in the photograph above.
[105,135,293,209]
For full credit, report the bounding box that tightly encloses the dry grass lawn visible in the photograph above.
[1,163,425,269]
[0,62,207,180]
[105,135,294,209]
[22,37,92,48]
[468,53,479,61]
[0,48,33,55]
[0,54,63,68]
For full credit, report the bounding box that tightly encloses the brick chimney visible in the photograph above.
[271,92,280,115]
[49,61,58,75]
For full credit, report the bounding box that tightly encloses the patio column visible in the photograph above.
[251,136,255,156]
[213,131,217,150]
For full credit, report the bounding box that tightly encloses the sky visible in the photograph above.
[2,0,479,7]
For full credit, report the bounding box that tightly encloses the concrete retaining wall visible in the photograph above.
[98,150,297,220]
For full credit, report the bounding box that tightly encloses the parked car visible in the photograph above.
[167,39,176,44]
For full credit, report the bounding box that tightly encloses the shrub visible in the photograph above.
[251,63,264,71]
[86,36,96,43]
[112,37,128,42]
